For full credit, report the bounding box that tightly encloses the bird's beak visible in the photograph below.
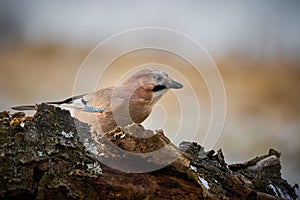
[165,80,183,89]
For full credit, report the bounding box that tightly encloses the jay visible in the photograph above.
[12,68,183,133]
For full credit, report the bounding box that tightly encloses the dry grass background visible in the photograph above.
[0,44,299,184]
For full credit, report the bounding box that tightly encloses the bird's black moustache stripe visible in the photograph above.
[152,85,167,92]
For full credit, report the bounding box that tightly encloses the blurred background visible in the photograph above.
[0,1,299,184]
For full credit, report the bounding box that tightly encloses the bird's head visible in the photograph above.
[122,68,183,101]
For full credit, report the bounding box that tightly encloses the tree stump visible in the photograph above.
[0,104,298,199]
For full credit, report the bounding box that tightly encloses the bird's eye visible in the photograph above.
[154,75,163,82]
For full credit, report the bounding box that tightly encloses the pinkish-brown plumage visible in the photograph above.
[12,68,183,133]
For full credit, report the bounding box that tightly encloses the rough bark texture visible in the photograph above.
[0,104,299,200]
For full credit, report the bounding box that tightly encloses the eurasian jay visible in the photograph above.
[12,68,183,133]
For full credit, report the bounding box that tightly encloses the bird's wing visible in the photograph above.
[83,86,115,111]
[85,86,131,114]
[51,87,115,113]
[12,86,123,114]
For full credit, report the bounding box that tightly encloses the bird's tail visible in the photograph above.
[11,94,85,111]
[11,105,36,111]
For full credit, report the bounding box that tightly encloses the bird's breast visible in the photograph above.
[127,86,155,123]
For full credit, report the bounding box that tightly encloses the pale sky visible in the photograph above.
[1,0,300,59]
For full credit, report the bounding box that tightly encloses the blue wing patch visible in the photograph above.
[84,105,104,113]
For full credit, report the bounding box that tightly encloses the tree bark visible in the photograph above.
[0,104,298,199]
